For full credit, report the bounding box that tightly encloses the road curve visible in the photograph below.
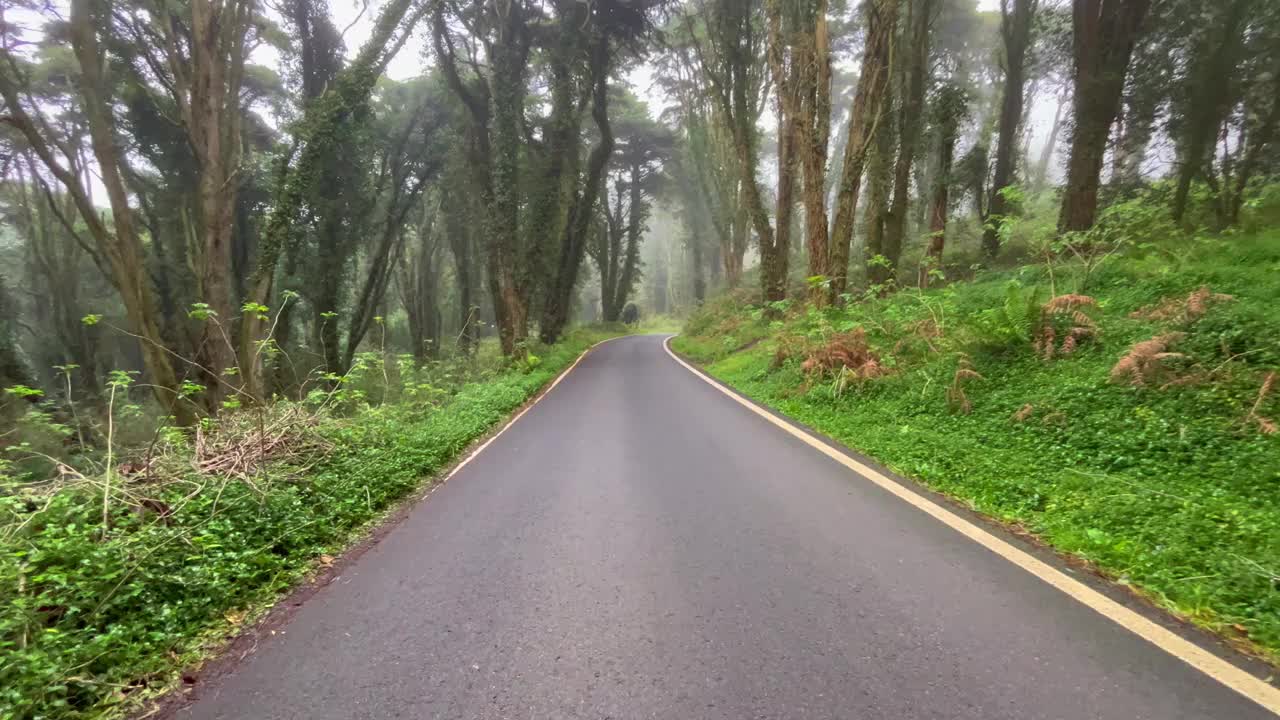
[178,334,1275,720]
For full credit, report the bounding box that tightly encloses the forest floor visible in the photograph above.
[1,326,627,719]
[672,229,1280,664]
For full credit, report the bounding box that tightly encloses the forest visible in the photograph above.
[1,0,1279,717]
[2,0,1279,421]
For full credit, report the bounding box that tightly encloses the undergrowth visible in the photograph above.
[0,328,620,719]
[674,230,1280,663]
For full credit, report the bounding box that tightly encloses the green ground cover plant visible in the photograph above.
[0,328,620,719]
[674,231,1280,662]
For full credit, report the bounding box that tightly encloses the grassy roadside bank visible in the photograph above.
[0,328,622,719]
[672,232,1280,664]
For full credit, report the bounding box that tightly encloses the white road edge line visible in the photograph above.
[662,335,1280,716]
[440,335,625,485]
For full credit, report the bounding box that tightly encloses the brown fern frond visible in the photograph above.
[1110,333,1187,386]
[1131,285,1234,324]
[1243,372,1277,434]
[803,329,889,385]
[1068,310,1096,328]
[1011,404,1035,423]
[947,356,983,414]
[1037,295,1098,360]
[1044,294,1098,312]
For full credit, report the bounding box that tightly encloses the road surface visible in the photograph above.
[178,335,1275,720]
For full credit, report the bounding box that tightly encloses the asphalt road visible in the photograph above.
[179,334,1275,720]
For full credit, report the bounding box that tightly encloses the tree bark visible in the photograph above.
[769,0,833,305]
[763,100,795,304]
[1227,64,1280,225]
[539,35,616,344]
[1057,0,1152,234]
[828,0,897,300]
[883,0,935,283]
[170,0,255,409]
[982,0,1037,259]
[863,111,894,287]
[921,122,959,288]
[698,0,781,302]
[445,189,478,354]
[488,5,531,354]
[1170,0,1252,223]
[240,0,428,396]
[0,0,195,424]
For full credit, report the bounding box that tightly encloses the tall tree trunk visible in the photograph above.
[0,0,195,424]
[598,198,624,322]
[1170,0,1252,223]
[400,210,442,363]
[700,0,783,303]
[0,275,37,395]
[488,8,531,354]
[690,230,707,303]
[174,0,255,410]
[921,122,960,287]
[1113,94,1154,188]
[883,0,934,283]
[613,165,646,317]
[1227,65,1280,225]
[446,191,478,354]
[708,242,723,289]
[240,0,428,397]
[1058,0,1152,234]
[982,0,1037,259]
[863,113,894,287]
[726,183,748,286]
[763,101,795,304]
[539,36,615,345]
[766,0,832,305]
[828,0,897,300]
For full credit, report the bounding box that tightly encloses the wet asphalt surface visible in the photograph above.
[179,335,1274,719]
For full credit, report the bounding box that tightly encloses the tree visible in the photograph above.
[145,0,261,407]
[398,193,445,362]
[593,109,672,321]
[339,76,447,372]
[654,23,756,289]
[1,0,196,424]
[692,0,789,302]
[1108,1,1167,190]
[767,0,832,304]
[536,0,657,344]
[828,0,897,300]
[981,0,1037,259]
[1222,10,1280,225]
[879,0,938,284]
[1169,0,1255,223]
[239,0,428,398]
[920,82,968,287]
[1057,0,1152,233]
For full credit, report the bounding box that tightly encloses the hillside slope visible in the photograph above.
[673,231,1280,661]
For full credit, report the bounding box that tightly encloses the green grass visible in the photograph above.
[0,327,620,719]
[674,231,1280,662]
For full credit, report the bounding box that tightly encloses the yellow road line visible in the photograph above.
[663,335,1280,716]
